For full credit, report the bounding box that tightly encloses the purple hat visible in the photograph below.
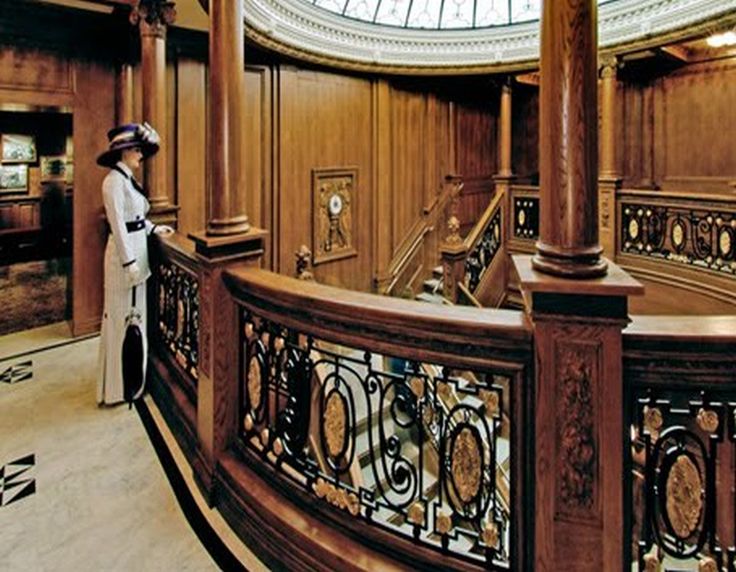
[96,122,160,167]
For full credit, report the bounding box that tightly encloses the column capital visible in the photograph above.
[130,0,177,39]
[599,54,620,79]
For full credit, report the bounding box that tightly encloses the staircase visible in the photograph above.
[414,265,451,305]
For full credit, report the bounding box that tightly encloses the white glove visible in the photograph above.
[124,261,144,287]
[153,224,174,237]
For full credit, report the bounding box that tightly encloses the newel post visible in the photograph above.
[519,0,644,569]
[440,175,466,302]
[188,0,268,502]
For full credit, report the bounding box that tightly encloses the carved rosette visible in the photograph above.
[556,347,597,514]
[323,392,347,458]
[665,454,703,539]
[482,521,499,548]
[407,502,425,525]
[480,388,500,418]
[644,406,664,436]
[247,357,262,411]
[130,0,177,38]
[436,511,452,535]
[451,427,482,504]
[696,408,719,433]
[313,478,360,516]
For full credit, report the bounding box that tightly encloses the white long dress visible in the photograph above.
[97,162,154,405]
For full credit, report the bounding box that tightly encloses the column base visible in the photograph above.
[206,215,251,237]
[532,241,607,279]
[149,203,180,227]
[189,227,268,260]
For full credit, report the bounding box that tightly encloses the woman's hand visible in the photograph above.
[125,261,145,287]
[153,225,174,236]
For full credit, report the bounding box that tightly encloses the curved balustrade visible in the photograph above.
[623,316,736,572]
[222,267,533,571]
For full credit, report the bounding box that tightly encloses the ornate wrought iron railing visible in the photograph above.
[224,268,533,570]
[624,316,736,572]
[152,236,200,385]
[465,205,503,293]
[508,185,539,250]
[618,191,736,278]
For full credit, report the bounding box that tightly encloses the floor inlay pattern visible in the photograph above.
[0,454,36,508]
[0,361,33,385]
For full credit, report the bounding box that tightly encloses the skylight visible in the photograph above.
[307,0,613,30]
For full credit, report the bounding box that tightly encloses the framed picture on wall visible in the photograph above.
[0,164,29,193]
[1,134,37,163]
[40,155,67,181]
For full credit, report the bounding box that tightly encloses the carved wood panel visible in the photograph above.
[312,167,358,265]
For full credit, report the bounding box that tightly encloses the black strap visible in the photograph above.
[132,285,137,308]
[113,165,145,194]
[125,220,145,232]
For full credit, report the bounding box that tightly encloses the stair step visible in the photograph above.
[415,292,449,305]
[422,277,441,294]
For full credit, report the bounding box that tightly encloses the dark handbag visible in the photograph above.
[122,285,145,408]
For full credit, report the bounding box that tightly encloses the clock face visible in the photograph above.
[328,193,343,215]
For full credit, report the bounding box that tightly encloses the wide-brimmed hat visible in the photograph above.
[96,122,160,167]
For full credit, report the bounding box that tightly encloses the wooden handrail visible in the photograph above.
[224,267,532,363]
[462,186,506,254]
[156,232,198,276]
[457,281,483,308]
[618,188,736,204]
[624,315,736,345]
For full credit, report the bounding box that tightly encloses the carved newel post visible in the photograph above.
[513,1,643,570]
[187,0,268,501]
[131,0,178,225]
[599,56,622,259]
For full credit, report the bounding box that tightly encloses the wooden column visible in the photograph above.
[497,78,514,179]
[598,55,622,259]
[132,0,178,224]
[187,0,267,501]
[517,1,645,569]
[532,0,606,279]
[206,0,250,236]
[115,63,135,125]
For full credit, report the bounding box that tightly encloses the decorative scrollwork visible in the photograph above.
[621,201,736,277]
[464,207,502,292]
[513,197,539,240]
[156,259,199,382]
[238,308,512,566]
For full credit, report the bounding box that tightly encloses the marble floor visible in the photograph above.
[0,324,263,571]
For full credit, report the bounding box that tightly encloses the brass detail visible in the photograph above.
[312,478,360,516]
[407,502,425,525]
[480,389,500,418]
[445,215,462,245]
[493,222,500,240]
[272,437,284,457]
[629,218,640,240]
[643,553,660,572]
[666,455,703,539]
[699,557,718,572]
[451,427,482,504]
[260,428,270,446]
[324,392,347,458]
[313,168,357,265]
[720,229,732,257]
[176,298,184,338]
[644,406,664,434]
[410,377,425,399]
[696,408,719,433]
[247,357,262,410]
[672,221,685,248]
[482,521,499,547]
[244,322,254,339]
[295,245,315,281]
[243,414,254,432]
[313,477,328,498]
[518,208,526,227]
[436,511,452,534]
[437,381,452,402]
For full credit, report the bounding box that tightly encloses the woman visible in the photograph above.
[96,122,173,405]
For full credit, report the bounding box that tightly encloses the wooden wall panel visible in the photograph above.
[166,61,177,208]
[244,65,272,269]
[73,59,116,335]
[175,58,207,237]
[389,87,428,258]
[660,60,736,190]
[0,46,74,94]
[278,68,373,291]
[512,85,539,180]
[455,100,497,233]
